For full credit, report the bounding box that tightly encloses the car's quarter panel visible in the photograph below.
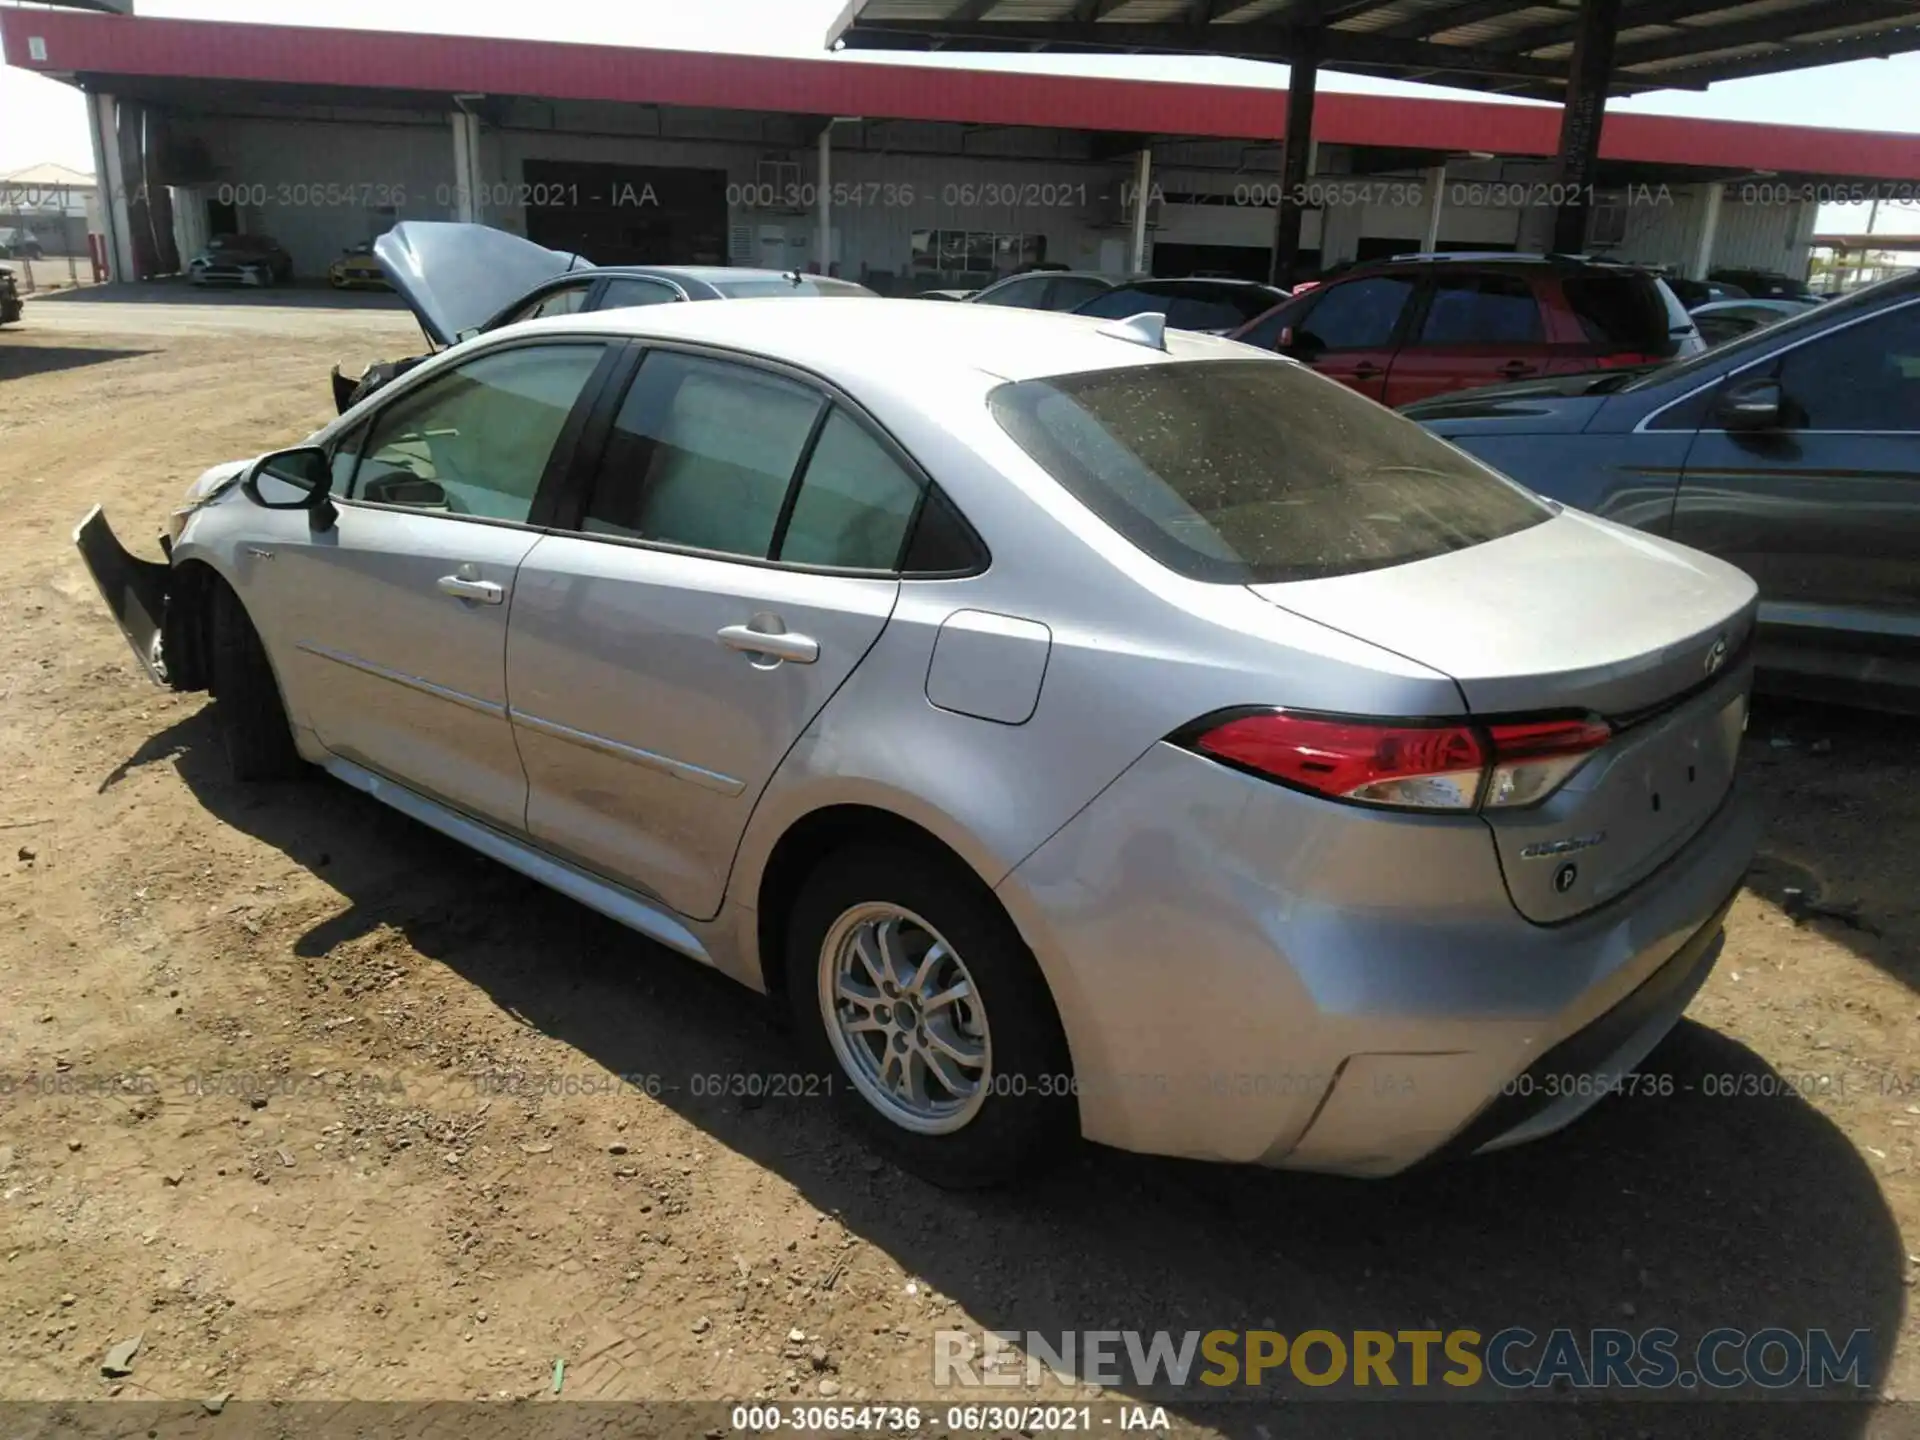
[995,740,1759,1169]
[505,537,899,919]
[249,507,541,830]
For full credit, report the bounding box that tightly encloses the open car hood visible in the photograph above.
[373,222,589,349]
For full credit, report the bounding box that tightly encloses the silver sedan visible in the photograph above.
[76,298,1760,1186]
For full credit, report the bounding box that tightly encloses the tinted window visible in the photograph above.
[1076,284,1275,331]
[973,276,1053,309]
[902,488,985,574]
[1415,273,1544,345]
[1774,302,1920,432]
[595,278,681,309]
[779,409,922,568]
[351,345,605,519]
[510,282,593,324]
[1045,276,1113,310]
[989,358,1548,585]
[1295,276,1417,351]
[1075,285,1175,320]
[1562,274,1673,353]
[1233,302,1298,352]
[581,352,824,557]
[707,277,870,299]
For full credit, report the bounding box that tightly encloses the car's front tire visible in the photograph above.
[785,844,1076,1187]
[208,583,303,783]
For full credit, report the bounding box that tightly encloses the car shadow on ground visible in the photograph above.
[0,341,152,380]
[1740,697,1918,993]
[30,279,406,312]
[120,707,1907,1439]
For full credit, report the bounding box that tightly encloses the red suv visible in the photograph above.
[1229,254,1705,406]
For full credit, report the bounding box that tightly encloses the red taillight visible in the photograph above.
[1195,712,1489,810]
[1593,352,1659,369]
[1187,710,1612,811]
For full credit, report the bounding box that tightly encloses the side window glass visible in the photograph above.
[595,278,681,310]
[329,421,367,495]
[1296,276,1417,351]
[1415,273,1544,345]
[1774,304,1920,432]
[778,409,923,569]
[511,283,592,324]
[974,277,1050,308]
[582,352,824,558]
[1046,277,1111,311]
[352,344,606,520]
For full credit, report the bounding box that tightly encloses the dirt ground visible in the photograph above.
[1,284,1916,1438]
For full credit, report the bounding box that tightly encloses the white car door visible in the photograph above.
[250,340,614,829]
[506,349,936,919]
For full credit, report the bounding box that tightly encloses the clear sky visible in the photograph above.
[4,0,1917,232]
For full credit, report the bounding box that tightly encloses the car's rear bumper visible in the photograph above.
[998,741,1760,1174]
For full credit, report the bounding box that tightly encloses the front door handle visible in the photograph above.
[718,623,818,665]
[437,573,504,605]
[1351,362,1383,379]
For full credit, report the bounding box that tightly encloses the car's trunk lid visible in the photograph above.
[374,221,590,348]
[1251,511,1758,922]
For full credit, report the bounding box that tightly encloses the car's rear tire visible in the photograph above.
[785,844,1076,1188]
[208,583,303,783]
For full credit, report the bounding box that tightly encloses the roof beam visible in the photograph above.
[1645,22,1920,80]
[1377,0,1543,42]
[838,19,1570,80]
[1500,0,1788,53]
[1611,0,1917,67]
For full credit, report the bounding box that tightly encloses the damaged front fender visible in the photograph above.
[72,507,211,691]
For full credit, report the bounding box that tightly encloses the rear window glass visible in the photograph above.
[1562,275,1675,353]
[1076,284,1277,330]
[989,358,1550,585]
[709,277,870,299]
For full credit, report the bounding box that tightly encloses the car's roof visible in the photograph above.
[1114,276,1281,290]
[508,295,1257,385]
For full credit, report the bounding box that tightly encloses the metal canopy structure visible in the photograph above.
[828,0,1920,283]
[825,0,1920,101]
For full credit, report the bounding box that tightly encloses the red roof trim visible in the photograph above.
[6,9,1919,180]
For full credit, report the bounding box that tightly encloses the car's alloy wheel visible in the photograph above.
[785,845,1075,1187]
[817,903,991,1135]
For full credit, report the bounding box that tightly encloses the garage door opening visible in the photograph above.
[521,160,728,267]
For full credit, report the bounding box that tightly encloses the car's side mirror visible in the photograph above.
[1719,376,1783,432]
[242,445,338,531]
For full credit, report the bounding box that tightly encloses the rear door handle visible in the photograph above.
[718,623,818,665]
[1500,360,1539,376]
[437,573,504,605]
[1351,362,1383,379]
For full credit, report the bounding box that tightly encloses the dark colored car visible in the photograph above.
[188,233,295,286]
[0,264,20,326]
[965,269,1121,312]
[1710,268,1818,303]
[1402,271,1920,711]
[1229,254,1704,407]
[334,221,874,411]
[1666,276,1749,310]
[1072,277,1291,335]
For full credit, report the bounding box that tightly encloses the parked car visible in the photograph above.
[1709,268,1818,303]
[1229,254,1704,406]
[915,288,976,302]
[1072,277,1291,334]
[75,298,1759,1185]
[1402,271,1920,712]
[1690,297,1822,347]
[1664,276,1749,310]
[327,242,390,290]
[0,264,20,326]
[965,269,1121,311]
[333,220,875,411]
[0,227,44,261]
[188,233,295,287]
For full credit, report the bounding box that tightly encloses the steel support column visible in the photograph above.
[1549,0,1620,254]
[1129,146,1152,275]
[1268,43,1318,288]
[87,89,134,283]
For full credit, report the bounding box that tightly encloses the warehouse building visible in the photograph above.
[4,8,1918,294]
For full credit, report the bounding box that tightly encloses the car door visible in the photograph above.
[1672,296,1920,686]
[255,339,616,829]
[1381,270,1557,406]
[1280,273,1419,401]
[506,348,922,919]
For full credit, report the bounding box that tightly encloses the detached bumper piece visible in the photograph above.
[73,505,173,686]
